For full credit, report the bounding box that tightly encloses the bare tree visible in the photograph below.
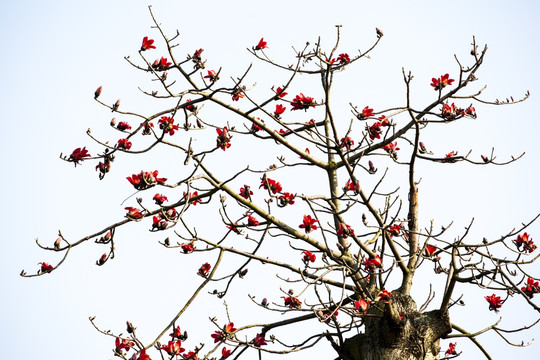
[22,6,539,360]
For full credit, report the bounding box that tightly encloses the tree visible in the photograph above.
[22,6,539,360]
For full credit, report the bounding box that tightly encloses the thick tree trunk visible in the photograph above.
[336,293,451,360]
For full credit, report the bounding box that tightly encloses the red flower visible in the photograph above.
[278,192,295,207]
[368,121,383,140]
[299,148,310,160]
[259,174,282,194]
[39,262,53,273]
[363,255,382,271]
[357,106,374,120]
[521,277,540,298]
[302,250,316,263]
[340,136,354,150]
[299,215,319,233]
[117,121,132,131]
[513,232,536,253]
[231,87,245,101]
[94,86,102,99]
[183,350,198,359]
[153,193,168,205]
[216,127,231,151]
[274,104,286,117]
[441,103,461,120]
[96,161,111,176]
[152,215,168,230]
[253,333,267,347]
[169,326,183,339]
[290,93,315,111]
[141,36,156,51]
[376,289,391,303]
[333,53,350,65]
[198,262,211,277]
[386,224,401,237]
[117,138,132,150]
[224,322,237,333]
[158,116,179,135]
[344,179,358,192]
[125,207,144,219]
[227,223,241,234]
[445,342,457,356]
[152,57,171,71]
[282,296,302,309]
[211,331,226,343]
[187,191,202,205]
[337,223,354,238]
[69,147,91,165]
[424,245,438,258]
[181,242,196,253]
[485,294,503,312]
[115,337,135,353]
[221,347,232,358]
[161,340,184,356]
[354,298,370,314]
[136,348,150,360]
[275,86,288,98]
[247,215,259,226]
[185,99,197,112]
[239,185,253,200]
[204,70,219,82]
[255,38,267,50]
[430,73,455,91]
[127,170,167,190]
[192,48,204,62]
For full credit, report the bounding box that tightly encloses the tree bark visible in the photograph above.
[336,293,451,360]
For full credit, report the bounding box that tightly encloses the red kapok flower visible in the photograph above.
[198,262,211,277]
[152,215,168,230]
[441,103,462,120]
[382,141,399,153]
[340,136,354,150]
[363,255,382,271]
[334,53,350,65]
[521,277,540,298]
[187,191,202,205]
[239,185,253,200]
[291,93,315,111]
[368,122,383,140]
[69,147,91,165]
[221,347,232,358]
[386,224,401,237]
[127,170,167,190]
[253,333,267,347]
[224,322,237,333]
[117,121,132,131]
[227,223,241,234]
[357,106,374,120]
[485,294,503,312]
[115,337,135,353]
[211,331,225,343]
[424,245,438,258]
[259,174,282,194]
[204,70,219,82]
[161,340,184,356]
[136,348,150,360]
[125,207,144,219]
[152,57,172,71]
[376,289,391,303]
[153,193,168,205]
[513,232,536,253]
[141,36,156,51]
[302,250,316,263]
[39,262,53,273]
[169,326,183,339]
[117,138,132,150]
[255,38,267,50]
[445,342,457,356]
[158,116,179,135]
[183,350,199,360]
[274,104,286,117]
[299,215,319,233]
[192,48,204,62]
[247,215,259,226]
[275,86,288,98]
[354,298,370,314]
[337,223,354,238]
[181,242,196,253]
[216,127,231,151]
[278,192,295,207]
[344,179,358,192]
[282,296,302,309]
[430,73,455,91]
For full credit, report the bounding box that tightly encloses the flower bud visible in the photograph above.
[112,99,121,112]
[376,28,384,38]
[94,86,102,99]
[126,321,135,334]
[261,298,268,307]
[97,253,107,265]
[110,117,117,127]
[54,237,62,249]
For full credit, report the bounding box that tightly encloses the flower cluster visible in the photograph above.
[382,141,399,159]
[231,86,245,101]
[152,57,172,71]
[291,93,315,111]
[116,121,132,131]
[117,138,132,150]
[253,333,267,347]
[69,147,91,166]
[344,179,359,192]
[299,215,319,233]
[513,232,536,253]
[127,170,167,190]
[260,174,282,194]
[158,116,179,135]
[216,127,231,151]
[376,289,391,303]
[386,224,402,237]
[485,294,503,312]
[275,86,287,98]
[356,106,374,120]
[445,342,457,356]
[282,296,302,309]
[430,73,454,91]
[152,208,176,230]
[521,277,540,298]
[363,255,382,271]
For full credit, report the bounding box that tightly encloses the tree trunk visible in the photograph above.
[336,293,451,360]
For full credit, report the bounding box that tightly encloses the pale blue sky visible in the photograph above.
[2,1,539,359]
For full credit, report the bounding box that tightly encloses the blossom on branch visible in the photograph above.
[69,147,91,166]
[337,223,354,238]
[253,333,267,347]
[291,93,315,111]
[485,294,503,312]
[254,38,267,50]
[153,193,168,205]
[204,70,219,82]
[259,174,282,194]
[115,337,135,354]
[274,104,286,117]
[160,340,184,356]
[141,36,156,51]
[152,57,171,71]
[278,192,295,207]
[363,255,382,271]
[513,232,536,253]
[39,262,53,274]
[282,296,302,309]
[127,170,167,190]
[158,116,179,135]
[239,185,253,200]
[275,86,287,98]
[302,250,316,263]
[247,215,259,226]
[299,215,319,233]
[125,207,144,220]
[117,138,132,150]
[198,262,211,277]
[216,127,231,151]
[445,342,457,356]
[357,106,374,120]
[430,73,454,91]
[354,298,370,314]
[521,277,540,298]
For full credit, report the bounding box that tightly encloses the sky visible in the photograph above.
[1,0,540,359]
